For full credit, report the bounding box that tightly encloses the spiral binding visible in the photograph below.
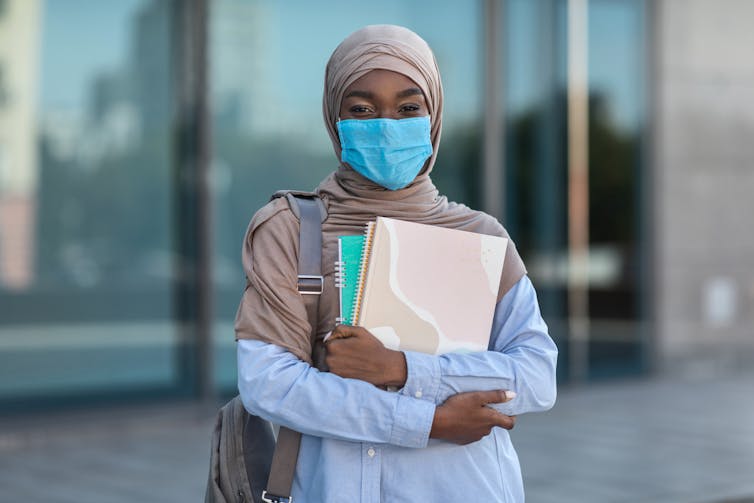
[334,259,346,323]
[351,221,376,326]
[334,260,345,288]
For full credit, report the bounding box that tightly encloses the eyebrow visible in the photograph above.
[396,87,423,99]
[343,87,424,100]
[344,90,375,99]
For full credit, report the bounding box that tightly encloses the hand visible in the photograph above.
[430,390,517,445]
[325,325,407,387]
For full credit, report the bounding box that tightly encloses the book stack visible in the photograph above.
[335,217,508,355]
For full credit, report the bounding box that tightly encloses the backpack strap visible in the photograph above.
[263,190,326,503]
[273,191,327,295]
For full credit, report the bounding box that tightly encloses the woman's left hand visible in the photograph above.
[325,325,407,388]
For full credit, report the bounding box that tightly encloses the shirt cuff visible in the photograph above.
[389,393,436,448]
[400,350,442,403]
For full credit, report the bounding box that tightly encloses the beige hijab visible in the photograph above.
[235,25,526,364]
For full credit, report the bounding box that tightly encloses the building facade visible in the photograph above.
[653,0,754,374]
[0,0,750,412]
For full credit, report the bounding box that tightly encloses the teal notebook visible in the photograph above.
[336,234,365,325]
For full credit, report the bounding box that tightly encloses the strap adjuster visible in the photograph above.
[262,491,293,503]
[297,275,323,295]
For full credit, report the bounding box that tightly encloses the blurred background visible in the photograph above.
[0,0,752,502]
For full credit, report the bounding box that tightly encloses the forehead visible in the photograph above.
[344,69,423,95]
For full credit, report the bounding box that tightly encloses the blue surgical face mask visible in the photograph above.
[337,116,433,190]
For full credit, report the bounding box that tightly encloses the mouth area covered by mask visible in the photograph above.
[337,116,433,190]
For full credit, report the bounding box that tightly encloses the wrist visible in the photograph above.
[383,350,408,387]
[429,404,447,439]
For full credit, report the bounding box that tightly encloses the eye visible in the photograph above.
[349,104,374,115]
[399,103,423,115]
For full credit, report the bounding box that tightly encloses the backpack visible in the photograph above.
[205,191,326,503]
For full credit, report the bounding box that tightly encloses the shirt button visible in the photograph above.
[414,390,423,398]
[367,448,376,458]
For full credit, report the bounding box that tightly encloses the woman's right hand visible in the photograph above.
[430,390,517,445]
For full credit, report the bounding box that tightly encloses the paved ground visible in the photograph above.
[515,371,754,503]
[1,370,753,503]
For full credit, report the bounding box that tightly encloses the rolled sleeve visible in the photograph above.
[389,393,435,448]
[400,350,442,402]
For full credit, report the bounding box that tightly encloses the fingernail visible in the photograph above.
[504,391,517,400]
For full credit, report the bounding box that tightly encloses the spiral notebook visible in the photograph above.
[336,217,508,355]
[335,234,365,325]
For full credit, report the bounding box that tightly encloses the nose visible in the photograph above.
[375,110,400,120]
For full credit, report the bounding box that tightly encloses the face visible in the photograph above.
[339,69,428,120]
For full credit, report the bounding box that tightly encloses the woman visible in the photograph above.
[236,24,557,502]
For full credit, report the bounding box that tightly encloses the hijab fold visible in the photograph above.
[235,25,526,365]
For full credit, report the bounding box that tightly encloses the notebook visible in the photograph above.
[337,217,508,355]
[335,234,365,325]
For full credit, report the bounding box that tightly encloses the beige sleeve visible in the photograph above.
[498,234,528,302]
[234,204,313,364]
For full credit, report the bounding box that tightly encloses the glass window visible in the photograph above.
[210,0,484,390]
[0,0,181,406]
[504,0,648,381]
[586,0,648,378]
[505,0,570,379]
[0,0,650,409]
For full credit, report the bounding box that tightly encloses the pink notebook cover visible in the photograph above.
[356,217,507,355]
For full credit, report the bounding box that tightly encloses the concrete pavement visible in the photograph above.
[1,370,753,503]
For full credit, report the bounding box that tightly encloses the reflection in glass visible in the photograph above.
[0,0,651,408]
[0,0,180,405]
[504,0,648,380]
[586,0,647,377]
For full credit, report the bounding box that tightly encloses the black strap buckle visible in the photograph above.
[297,275,323,295]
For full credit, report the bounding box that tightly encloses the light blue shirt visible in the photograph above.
[238,275,557,503]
